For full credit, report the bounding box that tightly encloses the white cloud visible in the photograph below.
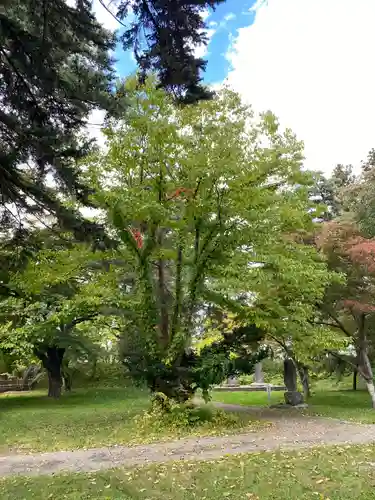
[65,0,120,31]
[249,0,268,12]
[224,13,236,22]
[91,0,121,31]
[227,0,375,174]
[193,28,216,58]
[200,9,211,22]
[85,108,107,149]
[191,8,215,58]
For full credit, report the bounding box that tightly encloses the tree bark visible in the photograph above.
[352,368,358,391]
[63,372,72,392]
[357,314,375,408]
[283,358,297,391]
[365,379,375,408]
[47,372,62,398]
[156,227,170,347]
[36,346,65,399]
[359,349,375,408]
[298,364,311,399]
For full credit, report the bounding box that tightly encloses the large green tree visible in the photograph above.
[116,0,225,102]
[0,240,124,397]
[338,149,375,238]
[82,76,331,401]
[0,0,118,238]
[1,0,222,240]
[309,164,356,222]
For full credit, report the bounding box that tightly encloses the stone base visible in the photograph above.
[271,402,308,409]
[226,376,239,387]
[284,391,304,406]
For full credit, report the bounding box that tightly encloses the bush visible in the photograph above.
[120,324,269,403]
[238,374,253,385]
[261,358,283,380]
[133,397,244,435]
[62,360,134,389]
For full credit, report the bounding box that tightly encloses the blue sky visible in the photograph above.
[94,0,375,175]
[113,0,258,85]
[199,0,257,84]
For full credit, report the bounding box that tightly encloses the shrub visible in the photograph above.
[133,398,247,439]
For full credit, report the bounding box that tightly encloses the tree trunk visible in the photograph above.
[357,315,375,408]
[36,346,65,399]
[48,371,62,398]
[90,359,97,380]
[151,376,193,403]
[63,372,72,392]
[359,349,375,408]
[298,364,311,399]
[283,358,297,391]
[366,379,375,408]
[352,369,358,391]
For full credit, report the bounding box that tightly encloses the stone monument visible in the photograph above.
[283,358,304,406]
[227,375,239,387]
[252,362,265,385]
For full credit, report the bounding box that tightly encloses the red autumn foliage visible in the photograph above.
[316,221,357,253]
[346,239,375,273]
[317,221,375,272]
[130,228,143,248]
[167,187,194,200]
[341,299,375,313]
[318,220,375,314]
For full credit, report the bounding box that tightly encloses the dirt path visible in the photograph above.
[1,403,375,477]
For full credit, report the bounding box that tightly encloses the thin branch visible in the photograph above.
[66,312,99,331]
[193,177,202,199]
[194,223,200,264]
[42,0,48,48]
[0,47,40,111]
[265,332,290,356]
[325,349,361,374]
[98,0,127,27]
[316,303,352,338]
[310,320,346,330]
[171,242,183,340]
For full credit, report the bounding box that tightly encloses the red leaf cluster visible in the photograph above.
[316,221,358,252]
[130,228,143,248]
[346,239,375,272]
[167,187,194,200]
[342,299,375,313]
[319,221,375,313]
[318,221,375,272]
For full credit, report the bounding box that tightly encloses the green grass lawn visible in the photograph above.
[1,444,375,499]
[213,390,285,407]
[212,379,375,423]
[0,387,264,454]
[1,378,374,456]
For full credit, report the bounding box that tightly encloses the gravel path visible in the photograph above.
[1,403,375,477]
